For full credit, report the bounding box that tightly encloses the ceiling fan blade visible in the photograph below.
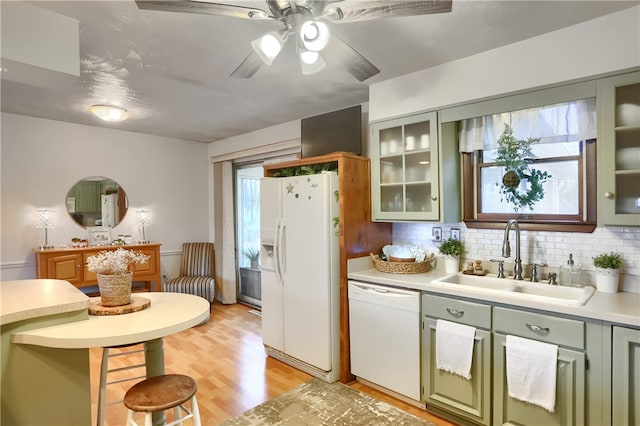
[324,0,452,23]
[229,51,264,78]
[325,34,380,82]
[135,0,275,20]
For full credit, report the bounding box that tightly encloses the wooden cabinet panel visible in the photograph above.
[493,306,585,350]
[422,317,492,425]
[35,244,162,291]
[612,326,640,426]
[493,333,586,426]
[45,253,82,285]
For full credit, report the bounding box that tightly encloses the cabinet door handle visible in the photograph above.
[525,323,550,334]
[604,191,615,200]
[446,307,464,317]
[431,196,438,201]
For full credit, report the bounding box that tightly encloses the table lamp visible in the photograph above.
[35,209,55,249]
[136,210,151,244]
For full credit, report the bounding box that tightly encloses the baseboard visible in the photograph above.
[354,377,424,409]
[265,345,339,383]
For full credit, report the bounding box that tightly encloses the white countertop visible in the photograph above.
[1,279,90,326]
[11,292,210,348]
[348,257,640,328]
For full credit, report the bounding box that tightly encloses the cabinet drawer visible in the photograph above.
[493,306,584,350]
[423,293,491,330]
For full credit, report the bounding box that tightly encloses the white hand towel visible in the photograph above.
[435,319,476,380]
[506,335,558,412]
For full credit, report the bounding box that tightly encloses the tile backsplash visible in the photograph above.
[392,222,640,293]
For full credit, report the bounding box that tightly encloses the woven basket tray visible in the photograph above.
[370,253,434,274]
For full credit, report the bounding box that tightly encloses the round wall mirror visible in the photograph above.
[66,176,128,228]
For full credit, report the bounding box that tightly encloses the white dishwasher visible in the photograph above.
[348,280,421,401]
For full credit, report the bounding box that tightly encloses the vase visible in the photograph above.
[595,267,619,293]
[97,272,133,306]
[443,255,460,274]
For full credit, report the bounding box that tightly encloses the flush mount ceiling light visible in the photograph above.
[136,0,453,81]
[89,104,130,122]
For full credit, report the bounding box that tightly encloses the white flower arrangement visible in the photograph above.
[87,247,149,275]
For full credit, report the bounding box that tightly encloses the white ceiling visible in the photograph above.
[1,1,637,143]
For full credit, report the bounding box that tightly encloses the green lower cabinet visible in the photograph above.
[422,317,492,425]
[612,326,640,425]
[493,333,586,426]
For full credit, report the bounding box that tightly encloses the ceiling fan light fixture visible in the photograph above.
[251,31,285,65]
[300,20,330,52]
[299,50,325,75]
[89,104,129,122]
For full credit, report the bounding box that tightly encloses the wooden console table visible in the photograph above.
[34,243,162,292]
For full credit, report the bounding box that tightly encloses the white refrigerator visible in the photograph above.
[260,171,340,382]
[101,194,118,228]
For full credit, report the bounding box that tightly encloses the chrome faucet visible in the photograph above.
[502,219,523,280]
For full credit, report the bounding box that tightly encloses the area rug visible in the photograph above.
[220,378,436,425]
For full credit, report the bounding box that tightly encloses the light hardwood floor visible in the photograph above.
[90,302,456,425]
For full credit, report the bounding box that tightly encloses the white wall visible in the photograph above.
[369,6,640,122]
[208,119,301,158]
[1,113,210,280]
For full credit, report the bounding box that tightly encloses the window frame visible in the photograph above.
[461,139,597,232]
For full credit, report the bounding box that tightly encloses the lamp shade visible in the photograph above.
[251,31,286,66]
[136,210,151,226]
[35,209,55,228]
[299,50,326,75]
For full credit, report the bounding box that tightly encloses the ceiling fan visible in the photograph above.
[135,0,452,81]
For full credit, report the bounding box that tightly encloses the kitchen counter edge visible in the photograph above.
[1,279,89,326]
[347,258,640,328]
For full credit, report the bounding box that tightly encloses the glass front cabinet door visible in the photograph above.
[371,111,440,221]
[597,71,640,226]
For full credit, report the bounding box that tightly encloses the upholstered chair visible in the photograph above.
[164,242,216,306]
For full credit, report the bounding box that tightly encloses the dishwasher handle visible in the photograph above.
[354,284,390,294]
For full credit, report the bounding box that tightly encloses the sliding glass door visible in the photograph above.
[234,165,263,307]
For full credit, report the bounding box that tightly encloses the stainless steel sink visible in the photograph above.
[430,273,595,306]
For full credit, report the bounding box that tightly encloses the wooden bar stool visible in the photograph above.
[98,344,147,426]
[124,374,201,426]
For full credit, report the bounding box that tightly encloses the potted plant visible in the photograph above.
[494,124,551,211]
[438,238,464,273]
[243,248,260,269]
[87,248,149,306]
[593,252,622,293]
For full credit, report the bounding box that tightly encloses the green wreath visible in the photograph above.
[494,125,551,211]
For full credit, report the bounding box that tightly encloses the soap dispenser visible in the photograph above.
[559,253,581,286]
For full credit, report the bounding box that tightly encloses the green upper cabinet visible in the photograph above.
[370,111,460,222]
[597,71,640,226]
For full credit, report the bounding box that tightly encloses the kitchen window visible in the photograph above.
[459,98,597,232]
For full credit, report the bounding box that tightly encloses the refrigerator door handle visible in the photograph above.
[274,217,284,285]
[278,219,286,279]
